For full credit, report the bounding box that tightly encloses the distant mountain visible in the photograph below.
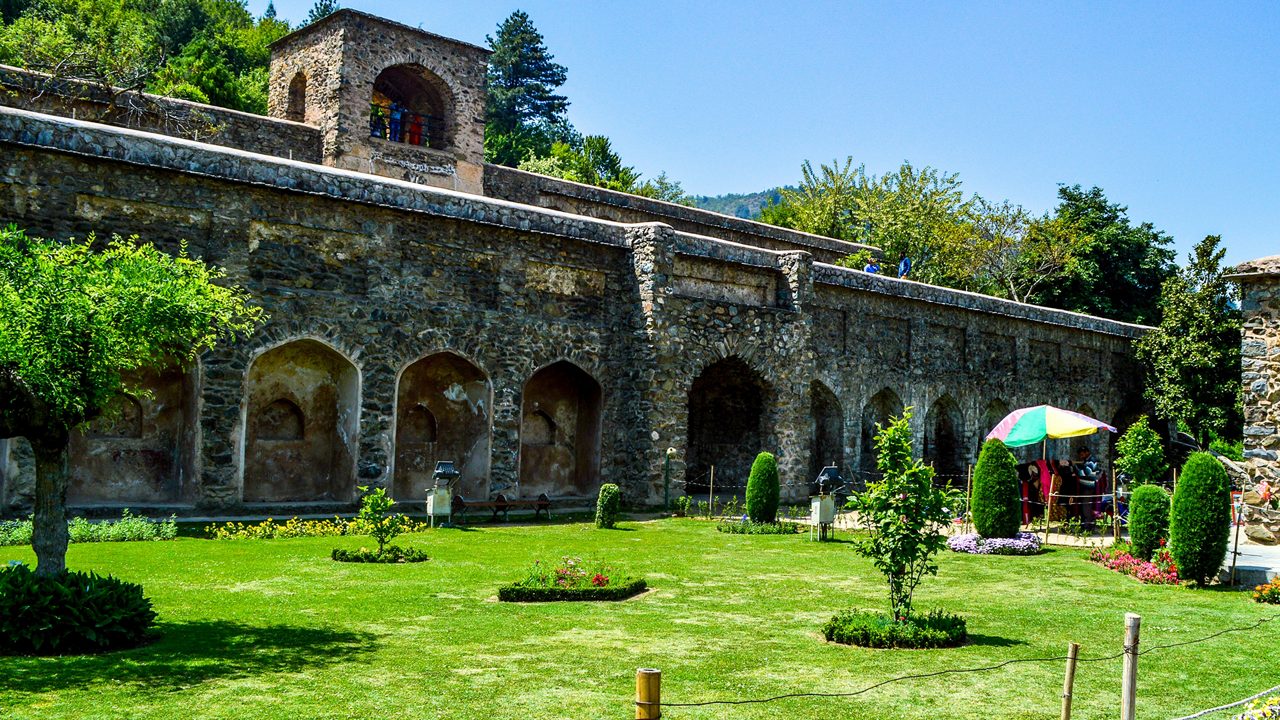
[691,187,792,220]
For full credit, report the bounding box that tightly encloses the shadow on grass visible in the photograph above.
[966,633,1028,648]
[3,619,377,694]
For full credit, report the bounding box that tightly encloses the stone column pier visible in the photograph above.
[1229,255,1280,486]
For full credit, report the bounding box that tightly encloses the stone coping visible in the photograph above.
[269,8,491,55]
[813,262,1150,338]
[485,163,875,260]
[1227,254,1280,280]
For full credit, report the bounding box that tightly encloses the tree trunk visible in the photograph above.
[31,437,70,577]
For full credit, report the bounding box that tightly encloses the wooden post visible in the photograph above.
[1111,470,1120,542]
[707,465,715,519]
[636,667,661,719]
[1121,613,1141,720]
[1043,491,1055,545]
[1061,642,1080,720]
[965,464,974,534]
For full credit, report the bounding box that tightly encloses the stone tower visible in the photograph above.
[266,9,490,194]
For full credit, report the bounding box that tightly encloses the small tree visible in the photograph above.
[971,439,1020,538]
[595,483,621,529]
[0,227,261,576]
[1128,485,1171,561]
[355,485,404,553]
[1169,452,1231,586]
[850,410,960,621]
[745,452,780,523]
[1115,416,1168,486]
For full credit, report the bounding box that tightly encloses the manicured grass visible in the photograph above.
[0,518,1273,720]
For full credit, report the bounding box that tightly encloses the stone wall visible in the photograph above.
[0,64,321,162]
[0,106,1147,515]
[484,164,873,265]
[1230,256,1280,486]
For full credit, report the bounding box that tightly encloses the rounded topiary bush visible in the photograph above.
[745,452,779,523]
[823,609,967,649]
[595,483,621,529]
[1128,484,1171,561]
[971,439,1020,539]
[1169,452,1231,586]
[0,564,156,655]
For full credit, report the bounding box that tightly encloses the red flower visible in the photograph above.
[591,573,609,587]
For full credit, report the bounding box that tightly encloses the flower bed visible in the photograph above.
[1089,542,1179,585]
[947,531,1041,555]
[1253,581,1280,604]
[331,546,428,563]
[498,556,646,602]
[1236,695,1280,720]
[822,608,967,649]
[715,518,801,535]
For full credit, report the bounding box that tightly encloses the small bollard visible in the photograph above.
[636,667,661,719]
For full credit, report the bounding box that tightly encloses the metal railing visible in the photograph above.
[368,103,434,147]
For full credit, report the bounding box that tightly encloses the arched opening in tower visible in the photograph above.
[370,64,453,150]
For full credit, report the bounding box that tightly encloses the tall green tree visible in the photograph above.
[0,227,261,576]
[305,0,338,25]
[1135,235,1242,447]
[1030,185,1176,324]
[485,10,570,166]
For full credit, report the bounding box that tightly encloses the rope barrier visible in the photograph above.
[1167,683,1280,720]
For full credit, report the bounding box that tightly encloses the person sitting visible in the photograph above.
[864,258,881,274]
[1074,446,1102,524]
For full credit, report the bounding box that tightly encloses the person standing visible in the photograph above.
[897,253,912,279]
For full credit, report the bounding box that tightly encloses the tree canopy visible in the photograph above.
[484,9,570,166]
[0,226,261,575]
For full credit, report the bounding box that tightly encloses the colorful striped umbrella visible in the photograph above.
[985,405,1117,448]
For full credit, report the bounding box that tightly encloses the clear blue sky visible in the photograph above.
[257,1,1278,266]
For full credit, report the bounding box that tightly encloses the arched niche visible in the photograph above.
[243,339,359,503]
[685,357,771,493]
[394,352,491,500]
[519,361,603,498]
[924,394,966,480]
[860,388,903,477]
[370,64,455,150]
[810,381,844,482]
[286,72,307,122]
[67,367,197,506]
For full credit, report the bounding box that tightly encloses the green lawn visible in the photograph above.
[0,518,1272,720]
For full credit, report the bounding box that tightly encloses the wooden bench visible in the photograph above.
[451,493,552,523]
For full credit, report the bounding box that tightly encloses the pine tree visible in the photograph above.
[305,0,338,26]
[485,11,570,166]
[263,1,276,20]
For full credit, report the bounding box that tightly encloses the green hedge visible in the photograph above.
[715,519,801,535]
[595,483,621,529]
[331,546,429,563]
[1169,452,1231,586]
[1128,485,1171,561]
[822,608,967,649]
[746,452,779,523]
[0,564,156,655]
[498,577,647,602]
[971,439,1020,539]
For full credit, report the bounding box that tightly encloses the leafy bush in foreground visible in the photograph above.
[595,483,621,528]
[746,452,780,523]
[1128,485,1171,561]
[0,511,177,546]
[1115,416,1168,486]
[0,563,156,655]
[971,439,1020,539]
[823,608,967,649]
[1169,453,1231,586]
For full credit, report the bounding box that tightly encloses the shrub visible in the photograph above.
[595,483,621,528]
[849,411,960,621]
[745,452,780,523]
[1,511,177,546]
[355,485,405,553]
[971,439,1020,539]
[1253,581,1280,604]
[209,515,430,540]
[715,519,801,535]
[0,563,156,654]
[1128,485,1171,560]
[1169,452,1231,586]
[331,546,429,563]
[947,531,1040,555]
[673,495,691,517]
[1115,416,1168,486]
[498,556,646,602]
[823,608,967,649]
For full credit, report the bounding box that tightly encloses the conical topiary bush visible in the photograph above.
[1169,452,1231,586]
[745,452,780,523]
[1128,484,1171,561]
[971,439,1020,539]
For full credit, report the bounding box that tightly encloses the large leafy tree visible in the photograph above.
[485,10,571,166]
[1030,185,1176,324]
[0,227,261,576]
[519,135,693,204]
[1135,235,1242,447]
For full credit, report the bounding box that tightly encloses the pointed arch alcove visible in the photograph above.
[924,394,966,480]
[394,352,491,500]
[242,339,359,503]
[685,357,772,493]
[519,361,603,498]
[810,381,844,482]
[860,388,904,478]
